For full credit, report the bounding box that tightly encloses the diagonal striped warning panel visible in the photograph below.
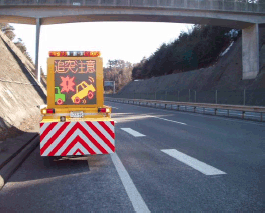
[40,121,115,156]
[161,149,226,175]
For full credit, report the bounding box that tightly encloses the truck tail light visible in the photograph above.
[98,108,106,113]
[46,109,55,114]
[98,108,110,113]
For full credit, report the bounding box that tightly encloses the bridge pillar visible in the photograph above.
[242,23,259,80]
[184,0,187,8]
[35,18,41,82]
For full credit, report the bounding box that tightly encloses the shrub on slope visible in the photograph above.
[132,25,239,79]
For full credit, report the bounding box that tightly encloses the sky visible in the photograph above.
[10,22,193,74]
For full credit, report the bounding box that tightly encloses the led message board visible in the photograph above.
[54,60,97,105]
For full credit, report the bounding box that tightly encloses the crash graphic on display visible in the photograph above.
[54,60,97,105]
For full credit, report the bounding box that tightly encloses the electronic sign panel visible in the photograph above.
[54,60,97,105]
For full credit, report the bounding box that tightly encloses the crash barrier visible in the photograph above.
[105,97,265,122]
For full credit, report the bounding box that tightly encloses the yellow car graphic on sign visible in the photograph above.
[71,81,96,104]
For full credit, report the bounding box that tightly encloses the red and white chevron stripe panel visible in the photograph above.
[40,121,115,156]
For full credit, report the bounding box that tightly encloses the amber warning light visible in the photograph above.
[49,51,101,57]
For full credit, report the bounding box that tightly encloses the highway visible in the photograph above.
[0,100,264,212]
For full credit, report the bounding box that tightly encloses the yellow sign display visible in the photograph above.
[46,57,104,109]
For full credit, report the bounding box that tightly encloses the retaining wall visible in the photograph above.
[0,30,46,139]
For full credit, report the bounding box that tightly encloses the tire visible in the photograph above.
[57,98,64,105]
[43,156,55,167]
[74,97,81,104]
[88,91,94,100]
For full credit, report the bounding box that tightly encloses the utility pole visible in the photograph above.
[35,18,41,82]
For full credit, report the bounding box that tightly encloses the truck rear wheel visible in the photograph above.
[43,156,55,167]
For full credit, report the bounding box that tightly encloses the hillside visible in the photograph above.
[0,30,46,140]
[116,28,265,106]
[118,27,265,93]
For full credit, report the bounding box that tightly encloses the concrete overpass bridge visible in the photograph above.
[0,0,264,81]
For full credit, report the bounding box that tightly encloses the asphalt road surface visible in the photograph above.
[0,100,264,212]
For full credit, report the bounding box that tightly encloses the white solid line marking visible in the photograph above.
[161,149,226,176]
[121,128,146,137]
[111,107,119,109]
[149,115,187,125]
[111,153,150,213]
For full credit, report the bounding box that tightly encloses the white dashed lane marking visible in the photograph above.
[121,128,146,137]
[149,115,187,125]
[161,149,226,176]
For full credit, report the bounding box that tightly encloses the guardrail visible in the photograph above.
[105,97,265,122]
[0,0,264,14]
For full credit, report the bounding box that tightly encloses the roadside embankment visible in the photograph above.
[0,30,46,141]
[117,32,265,105]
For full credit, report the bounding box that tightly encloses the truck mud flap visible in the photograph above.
[40,121,115,156]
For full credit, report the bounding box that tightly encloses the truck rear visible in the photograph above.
[40,51,115,157]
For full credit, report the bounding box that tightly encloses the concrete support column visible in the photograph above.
[242,23,259,80]
[184,0,187,8]
[35,18,41,82]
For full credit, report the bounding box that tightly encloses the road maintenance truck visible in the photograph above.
[40,51,115,157]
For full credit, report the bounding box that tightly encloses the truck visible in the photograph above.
[40,51,115,157]
[55,86,66,105]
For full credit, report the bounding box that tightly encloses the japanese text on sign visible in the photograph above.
[55,60,96,74]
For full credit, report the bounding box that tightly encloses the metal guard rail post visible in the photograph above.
[106,97,265,122]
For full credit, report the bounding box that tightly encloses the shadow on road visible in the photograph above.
[8,147,111,184]
[0,117,24,141]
